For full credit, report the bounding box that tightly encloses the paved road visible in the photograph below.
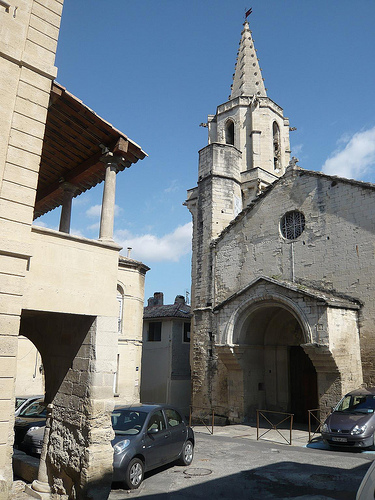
[109,429,374,500]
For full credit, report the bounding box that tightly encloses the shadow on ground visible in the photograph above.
[111,460,371,499]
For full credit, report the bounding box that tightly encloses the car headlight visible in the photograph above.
[27,426,41,433]
[351,424,367,435]
[321,423,329,433]
[113,439,130,454]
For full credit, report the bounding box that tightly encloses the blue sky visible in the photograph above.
[36,0,375,304]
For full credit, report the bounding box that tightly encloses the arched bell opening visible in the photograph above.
[225,120,235,146]
[272,121,281,172]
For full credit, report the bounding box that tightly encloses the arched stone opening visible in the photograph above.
[19,310,116,499]
[233,301,318,423]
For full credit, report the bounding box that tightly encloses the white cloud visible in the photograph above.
[86,204,101,218]
[164,180,179,193]
[114,222,192,263]
[85,204,122,218]
[322,126,375,180]
[34,220,47,228]
[292,144,303,155]
[70,228,85,238]
[87,222,100,231]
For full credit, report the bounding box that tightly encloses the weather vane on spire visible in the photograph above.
[245,7,252,19]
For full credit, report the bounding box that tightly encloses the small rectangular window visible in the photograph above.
[148,322,161,341]
[183,322,190,343]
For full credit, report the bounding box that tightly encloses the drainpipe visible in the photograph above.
[291,241,295,283]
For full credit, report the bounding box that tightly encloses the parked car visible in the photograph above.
[112,404,194,488]
[14,398,46,448]
[321,387,375,449]
[356,458,375,499]
[15,395,43,417]
[21,425,44,455]
[22,403,194,489]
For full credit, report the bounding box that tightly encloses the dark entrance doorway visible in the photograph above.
[289,346,318,423]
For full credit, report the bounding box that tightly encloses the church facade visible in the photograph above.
[185,20,372,423]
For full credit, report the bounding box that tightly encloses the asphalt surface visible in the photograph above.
[109,426,375,500]
[11,425,375,499]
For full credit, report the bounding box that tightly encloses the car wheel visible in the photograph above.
[124,458,144,489]
[178,440,194,466]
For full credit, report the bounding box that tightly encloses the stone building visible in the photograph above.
[141,293,191,416]
[15,254,149,405]
[185,20,369,424]
[0,2,146,498]
[115,256,149,402]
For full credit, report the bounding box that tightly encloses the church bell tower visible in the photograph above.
[206,18,291,205]
[185,15,292,412]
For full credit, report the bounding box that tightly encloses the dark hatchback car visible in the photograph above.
[321,388,375,449]
[112,404,194,489]
[22,403,194,489]
[14,398,46,448]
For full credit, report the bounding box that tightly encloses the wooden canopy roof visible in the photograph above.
[34,82,147,219]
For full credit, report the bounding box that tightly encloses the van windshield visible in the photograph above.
[335,395,375,414]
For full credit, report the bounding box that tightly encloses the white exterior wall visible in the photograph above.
[116,261,147,403]
[24,227,120,316]
[141,320,172,404]
[15,336,44,396]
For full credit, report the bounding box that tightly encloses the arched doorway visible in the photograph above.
[235,301,318,423]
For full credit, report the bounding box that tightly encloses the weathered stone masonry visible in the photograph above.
[186,19,370,425]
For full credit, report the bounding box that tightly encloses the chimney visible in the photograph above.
[174,295,185,305]
[147,292,164,307]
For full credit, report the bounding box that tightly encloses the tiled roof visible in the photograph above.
[144,303,191,319]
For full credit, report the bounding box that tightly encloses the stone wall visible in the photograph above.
[20,313,117,499]
[214,168,375,387]
[189,166,373,421]
[0,1,63,495]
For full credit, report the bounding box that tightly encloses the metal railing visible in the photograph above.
[256,409,294,445]
[189,406,215,434]
[308,408,323,443]
[189,406,229,435]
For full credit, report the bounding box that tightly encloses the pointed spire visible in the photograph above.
[230,20,267,100]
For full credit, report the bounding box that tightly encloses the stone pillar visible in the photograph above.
[59,182,77,233]
[27,404,53,498]
[99,154,122,241]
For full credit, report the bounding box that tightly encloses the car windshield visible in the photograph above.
[19,401,46,418]
[15,398,27,410]
[111,409,147,435]
[335,394,375,414]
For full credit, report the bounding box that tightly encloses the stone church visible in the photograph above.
[185,19,374,424]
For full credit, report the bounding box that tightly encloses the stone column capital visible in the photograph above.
[59,181,78,194]
[100,152,126,170]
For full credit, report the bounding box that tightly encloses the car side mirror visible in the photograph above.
[148,427,159,435]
